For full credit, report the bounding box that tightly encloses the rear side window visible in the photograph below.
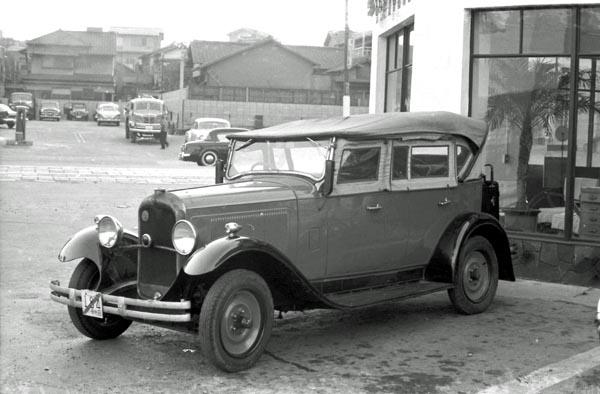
[338,147,381,183]
[392,146,409,180]
[411,146,449,178]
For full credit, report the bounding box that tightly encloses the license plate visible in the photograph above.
[81,290,103,319]
[145,125,153,130]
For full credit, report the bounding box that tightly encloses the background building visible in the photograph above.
[109,27,163,71]
[21,28,116,101]
[368,0,600,285]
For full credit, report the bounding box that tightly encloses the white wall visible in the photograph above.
[369,0,600,115]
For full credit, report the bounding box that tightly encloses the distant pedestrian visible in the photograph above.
[159,117,169,149]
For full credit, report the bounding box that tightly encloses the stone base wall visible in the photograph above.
[510,235,600,288]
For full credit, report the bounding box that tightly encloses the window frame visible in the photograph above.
[390,139,457,191]
[331,139,387,196]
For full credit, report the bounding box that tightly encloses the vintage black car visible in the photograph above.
[179,127,249,166]
[50,112,513,372]
[8,92,35,120]
[68,102,89,121]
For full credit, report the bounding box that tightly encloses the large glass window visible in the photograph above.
[385,24,413,112]
[471,6,600,239]
[338,148,381,183]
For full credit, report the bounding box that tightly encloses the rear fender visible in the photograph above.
[425,213,515,283]
[58,226,138,273]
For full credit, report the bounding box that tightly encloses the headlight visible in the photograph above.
[96,215,123,248]
[172,220,197,255]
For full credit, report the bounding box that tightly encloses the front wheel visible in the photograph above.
[67,258,132,339]
[448,236,499,315]
[199,269,273,372]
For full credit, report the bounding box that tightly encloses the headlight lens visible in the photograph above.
[97,215,123,248]
[172,220,197,255]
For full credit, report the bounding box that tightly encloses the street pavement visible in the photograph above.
[0,164,214,184]
[0,121,599,393]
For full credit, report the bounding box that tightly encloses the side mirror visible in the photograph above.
[322,159,335,196]
[215,159,225,184]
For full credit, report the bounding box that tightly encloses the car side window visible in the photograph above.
[337,147,381,184]
[392,146,409,180]
[411,146,449,178]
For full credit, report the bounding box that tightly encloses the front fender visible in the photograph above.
[183,236,277,276]
[58,226,138,273]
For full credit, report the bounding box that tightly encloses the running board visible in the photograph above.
[325,281,453,309]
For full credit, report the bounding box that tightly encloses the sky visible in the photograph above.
[1,0,374,46]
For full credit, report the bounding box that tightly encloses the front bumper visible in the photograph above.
[41,113,60,120]
[130,123,161,134]
[49,280,192,322]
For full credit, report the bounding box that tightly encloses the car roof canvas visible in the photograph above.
[229,112,488,149]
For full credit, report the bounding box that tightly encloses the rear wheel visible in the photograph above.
[199,269,273,372]
[448,236,499,315]
[200,150,218,166]
[67,258,132,339]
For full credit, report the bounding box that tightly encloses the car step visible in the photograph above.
[326,281,453,309]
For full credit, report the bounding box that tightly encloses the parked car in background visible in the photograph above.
[49,111,514,372]
[68,103,89,121]
[125,97,168,143]
[184,118,231,143]
[95,103,121,126]
[39,101,61,121]
[8,92,35,120]
[0,104,17,128]
[180,127,248,165]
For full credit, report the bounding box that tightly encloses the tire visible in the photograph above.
[8,123,14,129]
[67,258,132,340]
[199,269,273,372]
[448,236,499,315]
[200,150,218,166]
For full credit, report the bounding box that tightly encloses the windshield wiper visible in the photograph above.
[235,139,255,151]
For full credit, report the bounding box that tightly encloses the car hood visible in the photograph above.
[172,179,297,209]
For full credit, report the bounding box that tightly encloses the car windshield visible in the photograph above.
[44,102,59,109]
[228,138,328,180]
[11,93,32,101]
[195,121,229,130]
[99,104,118,111]
[134,101,162,111]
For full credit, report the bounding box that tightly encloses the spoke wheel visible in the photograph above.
[67,258,132,339]
[199,269,273,372]
[448,236,498,315]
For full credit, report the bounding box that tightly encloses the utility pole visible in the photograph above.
[343,0,350,117]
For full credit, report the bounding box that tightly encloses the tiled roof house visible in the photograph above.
[187,37,370,106]
[22,29,117,100]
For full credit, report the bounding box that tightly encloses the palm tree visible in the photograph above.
[485,57,596,209]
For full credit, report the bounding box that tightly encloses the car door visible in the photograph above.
[390,140,464,267]
[325,139,394,278]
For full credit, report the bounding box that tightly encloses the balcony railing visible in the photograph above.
[368,0,411,22]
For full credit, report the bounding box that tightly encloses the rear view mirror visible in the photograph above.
[322,159,334,196]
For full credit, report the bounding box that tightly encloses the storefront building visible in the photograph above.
[369,0,600,285]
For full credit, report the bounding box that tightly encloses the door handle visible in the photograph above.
[438,197,451,206]
[366,204,382,211]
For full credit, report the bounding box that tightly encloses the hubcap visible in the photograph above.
[220,290,262,356]
[204,153,215,165]
[462,251,490,303]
